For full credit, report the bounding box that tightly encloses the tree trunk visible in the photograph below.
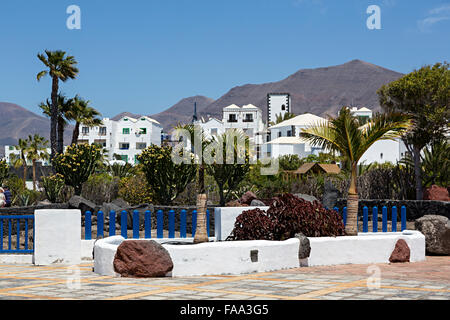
[57,115,65,154]
[413,146,423,200]
[22,160,27,189]
[345,163,359,236]
[194,193,209,243]
[32,159,36,191]
[50,77,59,162]
[219,184,225,207]
[71,122,80,145]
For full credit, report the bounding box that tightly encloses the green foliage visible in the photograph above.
[13,189,43,207]
[118,172,153,205]
[278,155,302,171]
[205,130,251,206]
[81,173,119,205]
[0,160,10,186]
[422,139,450,188]
[5,175,26,201]
[42,174,65,203]
[138,145,196,205]
[108,162,136,178]
[53,143,103,195]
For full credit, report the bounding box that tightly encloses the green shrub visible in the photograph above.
[0,160,10,186]
[4,175,26,201]
[13,189,43,207]
[118,172,153,205]
[42,174,65,203]
[81,173,119,205]
[108,163,136,178]
[53,143,103,195]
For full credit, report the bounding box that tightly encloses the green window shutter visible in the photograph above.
[140,128,147,134]
[123,128,130,134]
[121,155,128,162]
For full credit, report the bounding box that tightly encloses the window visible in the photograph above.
[119,143,130,150]
[228,114,237,123]
[139,128,147,134]
[136,142,147,150]
[99,127,107,136]
[287,130,292,137]
[278,132,282,138]
[243,114,254,122]
[121,155,128,162]
[211,128,218,136]
[380,153,384,160]
[94,140,107,148]
[82,127,89,135]
[123,128,130,135]
[281,104,286,111]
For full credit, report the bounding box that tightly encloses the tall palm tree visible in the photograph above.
[37,50,79,161]
[10,138,30,187]
[26,135,50,191]
[39,94,72,154]
[66,96,102,145]
[300,107,412,236]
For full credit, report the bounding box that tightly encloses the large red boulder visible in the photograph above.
[389,239,410,263]
[113,240,173,278]
[424,185,450,201]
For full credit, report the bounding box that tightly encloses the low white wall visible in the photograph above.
[34,209,81,266]
[0,255,33,264]
[215,207,270,241]
[93,237,300,277]
[305,230,426,267]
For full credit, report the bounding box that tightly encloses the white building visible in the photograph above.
[265,107,408,164]
[77,115,163,164]
[4,146,52,166]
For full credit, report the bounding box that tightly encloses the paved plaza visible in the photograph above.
[0,256,448,300]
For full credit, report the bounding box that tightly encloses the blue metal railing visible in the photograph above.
[83,209,210,240]
[333,206,407,233]
[0,215,34,254]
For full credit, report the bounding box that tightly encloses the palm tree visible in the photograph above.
[175,123,210,243]
[26,135,50,191]
[37,50,79,161]
[269,112,296,126]
[39,94,72,154]
[66,96,102,145]
[10,138,30,187]
[300,107,412,236]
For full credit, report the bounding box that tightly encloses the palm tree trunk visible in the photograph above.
[345,163,359,236]
[71,122,80,145]
[32,159,36,191]
[413,146,423,200]
[57,116,65,154]
[50,77,59,162]
[22,160,27,189]
[194,165,209,243]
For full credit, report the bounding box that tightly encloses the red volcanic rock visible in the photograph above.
[240,191,258,205]
[424,185,450,201]
[113,240,173,278]
[389,239,410,263]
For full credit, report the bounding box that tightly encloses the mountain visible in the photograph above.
[150,95,216,130]
[0,102,72,157]
[149,60,403,130]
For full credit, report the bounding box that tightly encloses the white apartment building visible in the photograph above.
[4,146,52,166]
[77,115,163,164]
[265,107,408,164]
[194,104,267,159]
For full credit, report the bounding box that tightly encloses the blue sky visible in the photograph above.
[0,0,449,118]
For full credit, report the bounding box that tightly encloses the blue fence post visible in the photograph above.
[192,210,197,237]
[145,211,151,239]
[133,210,140,239]
[0,219,3,250]
[392,206,397,232]
[206,210,210,238]
[343,207,347,226]
[401,206,407,231]
[372,207,378,233]
[8,219,11,251]
[180,210,187,238]
[109,211,116,236]
[85,211,92,240]
[16,219,20,250]
[97,211,104,238]
[382,206,388,232]
[157,210,164,238]
[363,206,368,233]
[121,211,128,238]
[24,219,28,250]
[169,210,175,239]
